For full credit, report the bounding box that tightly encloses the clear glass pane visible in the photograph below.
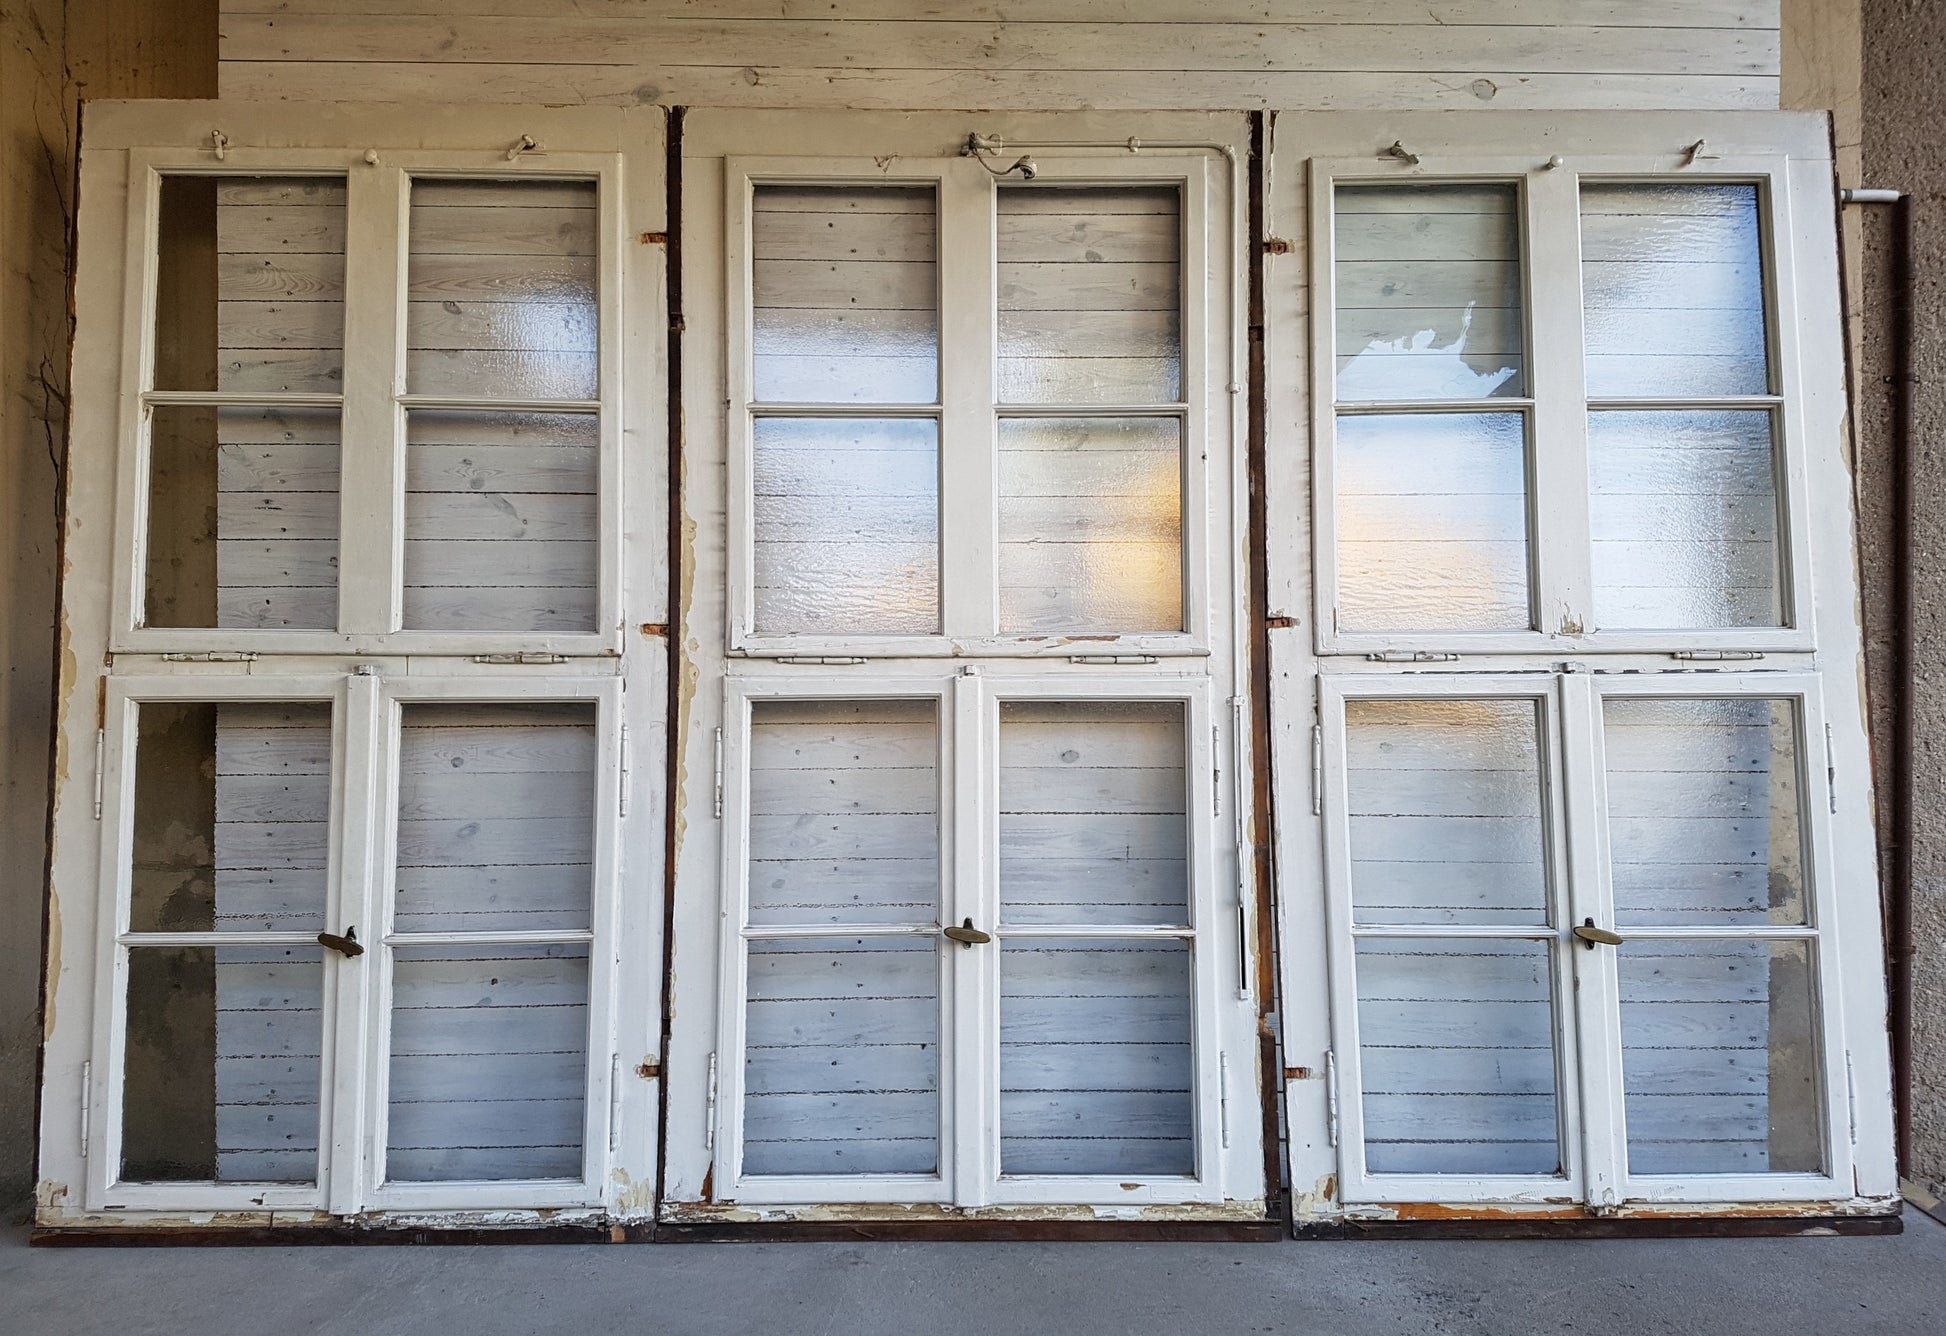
[997,185,1181,404]
[393,702,596,934]
[1590,410,1783,630]
[743,937,941,1175]
[752,185,937,404]
[1345,699,1548,925]
[1336,412,1531,632]
[387,943,589,1182]
[1334,183,1524,401]
[154,175,347,394]
[1000,938,1194,1176]
[146,405,341,630]
[1000,701,1188,927]
[122,944,324,1183]
[407,178,598,399]
[747,699,940,928]
[997,417,1182,633]
[130,701,332,935]
[1619,939,1824,1175]
[1355,938,1562,1176]
[1581,183,1770,398]
[752,416,939,634]
[1603,698,1807,927]
[401,409,599,632]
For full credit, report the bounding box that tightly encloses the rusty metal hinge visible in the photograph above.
[705,1051,719,1153]
[712,726,725,819]
[470,652,567,665]
[160,651,258,663]
[92,730,105,820]
[1669,649,1764,662]
[1262,237,1296,255]
[1366,650,1459,663]
[1068,654,1157,665]
[619,723,631,818]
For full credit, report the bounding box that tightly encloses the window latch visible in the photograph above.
[317,927,365,958]
[943,918,993,947]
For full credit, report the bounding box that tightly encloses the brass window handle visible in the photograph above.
[317,927,365,958]
[943,918,992,947]
[1572,919,1624,949]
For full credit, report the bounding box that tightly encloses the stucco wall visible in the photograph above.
[1860,0,1946,1202]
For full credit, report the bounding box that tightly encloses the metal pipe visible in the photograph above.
[1844,185,1914,1176]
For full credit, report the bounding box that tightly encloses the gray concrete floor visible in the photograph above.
[4,1211,1945,1335]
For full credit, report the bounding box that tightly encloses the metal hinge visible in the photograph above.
[1846,1049,1859,1144]
[619,723,631,817]
[777,656,865,665]
[1069,654,1158,665]
[712,726,725,819]
[1826,723,1838,814]
[705,1051,719,1153]
[79,1061,91,1154]
[1219,1053,1232,1149]
[1310,723,1323,816]
[160,651,257,663]
[1325,1049,1340,1148]
[470,652,567,665]
[1366,650,1459,663]
[92,730,105,820]
[608,1053,623,1154]
[1669,650,1764,662]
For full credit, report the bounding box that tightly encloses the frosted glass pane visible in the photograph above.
[1581,184,1769,397]
[1619,939,1823,1175]
[998,417,1182,632]
[1590,410,1783,629]
[752,417,939,634]
[155,175,348,394]
[123,945,324,1184]
[1602,698,1807,928]
[1334,183,1524,401]
[747,699,940,928]
[1345,699,1548,925]
[402,410,599,632]
[407,179,598,399]
[1336,412,1531,632]
[1000,701,1188,927]
[1000,939,1193,1176]
[147,405,341,630]
[387,943,589,1182]
[1357,939,1562,1176]
[393,702,597,934]
[997,186,1180,404]
[743,937,941,1176]
[752,185,938,404]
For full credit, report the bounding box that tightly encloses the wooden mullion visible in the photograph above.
[938,161,998,640]
[1525,164,1595,641]
[336,166,410,637]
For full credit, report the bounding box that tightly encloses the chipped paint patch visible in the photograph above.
[1293,1171,1338,1221]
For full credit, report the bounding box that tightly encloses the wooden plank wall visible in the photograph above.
[217,3,1785,112]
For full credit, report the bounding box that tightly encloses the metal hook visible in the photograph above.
[210,130,228,162]
[1381,140,1421,166]
[507,133,541,161]
[1679,138,1714,168]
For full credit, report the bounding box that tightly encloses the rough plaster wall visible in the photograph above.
[0,0,214,1209]
[1861,0,1946,1201]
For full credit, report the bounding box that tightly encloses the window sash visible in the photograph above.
[722,154,1217,659]
[1307,152,1814,657]
[108,147,633,657]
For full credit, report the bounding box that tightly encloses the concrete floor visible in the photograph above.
[4,1211,1945,1335]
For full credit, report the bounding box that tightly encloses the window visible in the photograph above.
[46,104,667,1223]
[1268,114,1894,1216]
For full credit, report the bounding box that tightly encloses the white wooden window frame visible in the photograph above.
[1318,669,1856,1208]
[84,672,632,1214]
[722,153,1215,661]
[711,670,1232,1210]
[1304,150,1815,659]
[107,144,641,657]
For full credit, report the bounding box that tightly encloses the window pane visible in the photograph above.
[130,701,332,935]
[1000,701,1188,927]
[1334,183,1524,401]
[1603,698,1807,927]
[752,416,939,634]
[387,943,589,1182]
[1619,939,1824,1175]
[743,937,941,1175]
[1356,939,1561,1176]
[1581,183,1769,398]
[401,409,598,632]
[997,185,1180,404]
[393,702,597,933]
[1336,412,1530,632]
[752,185,937,404]
[146,405,341,630]
[1590,410,1783,629]
[1345,699,1548,925]
[407,179,598,400]
[155,175,347,394]
[998,417,1182,633]
[1001,938,1194,1176]
[747,699,939,928]
[122,944,324,1183]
